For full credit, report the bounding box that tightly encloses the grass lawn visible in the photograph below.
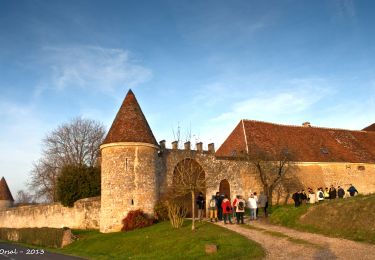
[269,194,375,244]
[54,220,265,259]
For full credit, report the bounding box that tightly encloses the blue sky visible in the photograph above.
[1,0,375,195]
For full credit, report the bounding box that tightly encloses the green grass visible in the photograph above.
[269,194,375,244]
[53,221,265,259]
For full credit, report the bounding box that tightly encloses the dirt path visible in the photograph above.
[216,219,375,259]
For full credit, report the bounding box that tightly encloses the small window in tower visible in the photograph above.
[131,199,134,205]
[125,158,128,171]
[357,165,365,171]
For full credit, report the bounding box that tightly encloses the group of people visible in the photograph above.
[197,191,268,225]
[292,184,359,207]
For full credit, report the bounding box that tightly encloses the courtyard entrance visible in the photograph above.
[173,158,205,217]
[219,179,231,198]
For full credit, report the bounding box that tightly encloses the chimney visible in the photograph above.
[196,142,203,152]
[159,140,166,150]
[172,141,178,150]
[302,122,311,127]
[208,143,215,153]
[184,141,191,150]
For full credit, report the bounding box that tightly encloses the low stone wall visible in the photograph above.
[0,197,100,229]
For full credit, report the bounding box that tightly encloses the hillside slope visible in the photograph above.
[269,194,375,244]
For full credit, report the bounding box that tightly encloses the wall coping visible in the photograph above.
[100,142,159,150]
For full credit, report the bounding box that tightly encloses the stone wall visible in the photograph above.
[0,197,100,229]
[100,142,158,233]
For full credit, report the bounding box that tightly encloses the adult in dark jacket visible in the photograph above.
[196,192,205,221]
[337,186,345,198]
[292,191,301,207]
[216,192,223,221]
[329,185,337,199]
[347,184,358,197]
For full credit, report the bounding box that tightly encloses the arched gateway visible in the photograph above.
[173,158,205,217]
[219,179,230,199]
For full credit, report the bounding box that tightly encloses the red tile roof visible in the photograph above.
[103,89,158,145]
[216,120,375,163]
[0,177,14,201]
[363,123,375,132]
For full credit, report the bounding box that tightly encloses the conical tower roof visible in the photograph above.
[103,89,158,145]
[0,177,14,201]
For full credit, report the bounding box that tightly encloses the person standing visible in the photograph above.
[301,190,308,205]
[258,192,268,217]
[347,184,358,197]
[324,187,330,199]
[337,186,345,199]
[292,191,301,207]
[208,195,218,222]
[221,195,233,224]
[329,185,337,200]
[216,192,223,221]
[317,188,324,202]
[196,192,205,221]
[232,195,239,219]
[248,194,257,220]
[235,196,246,224]
[253,192,259,218]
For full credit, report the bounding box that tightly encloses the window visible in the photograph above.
[357,165,365,171]
[320,147,329,154]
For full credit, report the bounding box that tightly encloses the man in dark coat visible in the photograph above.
[216,192,223,221]
[196,192,205,221]
[337,186,345,198]
[292,191,301,207]
[347,184,358,197]
[329,185,337,199]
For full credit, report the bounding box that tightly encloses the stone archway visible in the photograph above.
[219,179,230,199]
[172,158,205,217]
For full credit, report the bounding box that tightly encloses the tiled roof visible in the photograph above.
[103,89,158,145]
[363,123,375,132]
[216,120,375,163]
[0,177,14,201]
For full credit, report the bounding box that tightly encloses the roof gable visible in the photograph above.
[103,89,157,145]
[0,177,14,201]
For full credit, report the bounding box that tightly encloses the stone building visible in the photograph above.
[0,177,14,209]
[99,90,375,233]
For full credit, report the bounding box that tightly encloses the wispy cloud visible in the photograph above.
[212,78,334,122]
[35,46,152,95]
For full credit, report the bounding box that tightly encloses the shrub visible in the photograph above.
[154,200,169,221]
[121,210,154,231]
[57,165,101,207]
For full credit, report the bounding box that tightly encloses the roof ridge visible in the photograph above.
[242,119,372,133]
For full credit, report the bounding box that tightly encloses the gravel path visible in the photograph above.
[215,219,375,259]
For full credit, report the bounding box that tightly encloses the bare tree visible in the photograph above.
[171,157,210,231]
[28,117,105,202]
[15,189,33,205]
[245,147,296,206]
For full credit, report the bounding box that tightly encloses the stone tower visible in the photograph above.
[0,177,14,209]
[100,89,159,233]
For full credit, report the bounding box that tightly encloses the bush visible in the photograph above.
[121,210,154,231]
[57,165,101,207]
[154,200,169,221]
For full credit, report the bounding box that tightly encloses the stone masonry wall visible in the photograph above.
[0,197,100,229]
[100,143,158,233]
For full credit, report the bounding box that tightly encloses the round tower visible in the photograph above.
[100,90,159,233]
[0,177,14,210]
